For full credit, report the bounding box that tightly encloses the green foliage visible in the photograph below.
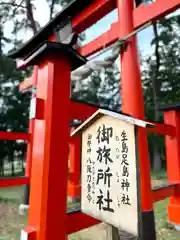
[72,65,121,111]
[141,14,180,168]
[143,16,180,111]
[0,52,31,176]
[0,0,40,47]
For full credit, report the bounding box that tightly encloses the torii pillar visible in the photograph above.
[19,42,86,240]
[117,0,156,239]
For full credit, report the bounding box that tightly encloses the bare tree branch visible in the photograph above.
[50,0,56,20]
[25,0,37,34]
[12,0,25,16]
[0,1,26,9]
[0,0,26,24]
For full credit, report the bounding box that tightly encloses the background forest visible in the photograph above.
[0,0,180,176]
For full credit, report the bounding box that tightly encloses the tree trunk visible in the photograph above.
[0,160,4,177]
[25,0,37,34]
[151,22,162,170]
[11,157,14,176]
[21,157,25,174]
[9,144,14,176]
[50,0,56,20]
[153,144,162,170]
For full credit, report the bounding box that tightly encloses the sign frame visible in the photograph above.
[71,109,154,238]
[80,118,143,238]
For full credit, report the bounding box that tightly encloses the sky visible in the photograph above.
[3,0,154,56]
[3,0,180,58]
[82,8,154,57]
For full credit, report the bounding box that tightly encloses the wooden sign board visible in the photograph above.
[71,109,154,237]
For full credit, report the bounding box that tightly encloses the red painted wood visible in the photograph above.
[134,0,180,28]
[68,128,81,198]
[165,111,180,225]
[72,0,115,33]
[78,21,118,57]
[67,212,100,234]
[70,101,97,120]
[152,184,178,202]
[117,0,153,213]
[25,67,38,177]
[16,0,180,236]
[19,0,180,89]
[165,111,180,182]
[0,131,30,141]
[147,122,176,137]
[28,55,71,240]
[0,177,29,188]
[78,0,180,57]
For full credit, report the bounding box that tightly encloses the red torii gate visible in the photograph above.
[0,0,180,239]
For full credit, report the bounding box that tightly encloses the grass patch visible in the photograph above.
[0,186,24,204]
[0,186,26,239]
[151,169,180,239]
[151,169,167,180]
[154,199,180,239]
[0,202,28,240]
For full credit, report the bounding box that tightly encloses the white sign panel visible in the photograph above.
[81,115,140,236]
[29,97,36,120]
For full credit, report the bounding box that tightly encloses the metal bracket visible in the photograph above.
[55,19,78,47]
